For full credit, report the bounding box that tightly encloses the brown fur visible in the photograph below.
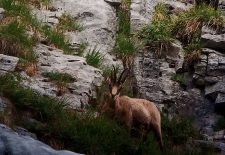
[108,67,163,149]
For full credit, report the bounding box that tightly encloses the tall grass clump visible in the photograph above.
[85,46,104,68]
[173,4,224,45]
[57,13,83,32]
[138,3,174,57]
[0,21,36,61]
[42,25,72,54]
[173,4,224,64]
[42,71,75,95]
[0,0,39,28]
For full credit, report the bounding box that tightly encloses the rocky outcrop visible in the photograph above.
[0,124,83,155]
[33,0,118,65]
[0,54,19,75]
[202,34,225,52]
[130,0,157,32]
[21,44,103,108]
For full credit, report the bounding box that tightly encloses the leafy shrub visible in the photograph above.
[85,46,104,68]
[57,13,83,32]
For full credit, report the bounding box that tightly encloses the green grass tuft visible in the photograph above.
[42,25,72,54]
[42,71,75,84]
[171,73,187,87]
[85,46,104,68]
[57,13,83,32]
[0,21,36,61]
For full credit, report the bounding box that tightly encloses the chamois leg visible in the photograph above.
[151,122,163,150]
[124,110,133,133]
[150,123,163,150]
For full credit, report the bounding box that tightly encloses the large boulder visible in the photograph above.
[21,44,103,108]
[0,124,83,155]
[33,0,118,65]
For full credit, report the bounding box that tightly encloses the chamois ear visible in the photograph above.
[117,68,129,85]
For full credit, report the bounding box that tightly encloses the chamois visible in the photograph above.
[107,66,163,150]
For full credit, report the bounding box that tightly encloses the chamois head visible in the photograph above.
[107,66,129,98]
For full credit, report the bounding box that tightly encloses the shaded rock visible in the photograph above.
[202,33,225,52]
[205,82,225,100]
[0,124,83,155]
[104,0,121,6]
[21,44,103,108]
[14,127,37,139]
[0,54,19,74]
[214,130,225,140]
[215,93,225,114]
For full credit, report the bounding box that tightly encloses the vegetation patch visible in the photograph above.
[56,13,83,32]
[42,71,75,96]
[0,21,36,61]
[138,3,174,57]
[114,0,136,69]
[0,73,215,155]
[139,3,224,64]
[171,73,187,88]
[42,25,72,54]
[85,46,104,68]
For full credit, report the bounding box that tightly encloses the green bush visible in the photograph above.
[85,46,104,68]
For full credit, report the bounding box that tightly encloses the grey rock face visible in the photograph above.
[21,44,103,108]
[33,0,119,66]
[133,42,184,105]
[0,124,83,155]
[130,0,157,32]
[194,48,225,87]
[0,54,19,74]
[202,33,225,52]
